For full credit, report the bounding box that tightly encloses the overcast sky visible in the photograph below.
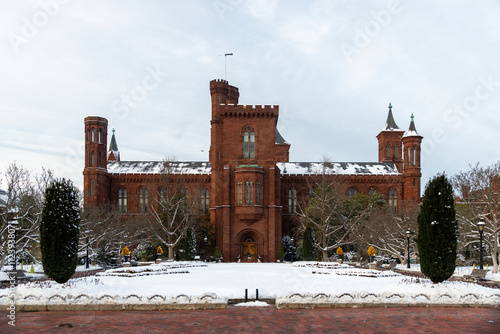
[1,0,499,194]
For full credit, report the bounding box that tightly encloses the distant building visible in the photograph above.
[83,79,423,262]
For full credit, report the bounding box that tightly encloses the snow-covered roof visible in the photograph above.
[277,162,400,175]
[107,161,211,174]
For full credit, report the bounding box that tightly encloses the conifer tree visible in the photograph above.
[40,179,80,283]
[302,226,316,261]
[417,174,457,283]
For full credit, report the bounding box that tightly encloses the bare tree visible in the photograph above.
[452,162,500,273]
[0,163,53,267]
[355,201,418,264]
[297,160,383,261]
[148,159,203,260]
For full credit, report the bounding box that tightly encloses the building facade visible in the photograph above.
[83,79,423,262]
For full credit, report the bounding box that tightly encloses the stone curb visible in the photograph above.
[6,301,500,312]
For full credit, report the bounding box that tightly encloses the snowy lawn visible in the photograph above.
[2,261,499,307]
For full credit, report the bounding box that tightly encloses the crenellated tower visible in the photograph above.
[402,114,423,204]
[83,116,109,208]
[376,103,405,172]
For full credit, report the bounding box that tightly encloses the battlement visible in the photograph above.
[84,116,108,125]
[219,104,278,117]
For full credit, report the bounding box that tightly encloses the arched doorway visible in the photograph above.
[241,233,257,262]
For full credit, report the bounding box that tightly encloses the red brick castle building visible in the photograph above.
[83,79,423,262]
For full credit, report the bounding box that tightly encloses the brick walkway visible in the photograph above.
[2,307,499,334]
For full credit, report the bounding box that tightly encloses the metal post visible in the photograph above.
[86,236,90,269]
[406,229,411,269]
[245,289,248,302]
[479,228,484,270]
[256,289,259,301]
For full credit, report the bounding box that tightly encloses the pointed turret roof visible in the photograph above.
[403,114,421,138]
[382,103,402,131]
[108,128,120,161]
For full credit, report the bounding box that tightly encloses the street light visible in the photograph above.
[478,218,485,270]
[204,236,208,262]
[290,238,294,263]
[86,236,90,269]
[10,219,19,271]
[406,229,411,269]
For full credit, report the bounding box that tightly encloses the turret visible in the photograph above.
[376,103,405,171]
[83,116,109,208]
[402,114,423,204]
[108,128,120,161]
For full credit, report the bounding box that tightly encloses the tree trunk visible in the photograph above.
[492,231,499,273]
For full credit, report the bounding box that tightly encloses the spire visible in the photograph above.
[108,128,120,161]
[382,103,401,131]
[403,114,421,138]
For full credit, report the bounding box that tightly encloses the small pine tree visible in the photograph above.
[417,174,457,284]
[302,226,316,261]
[282,236,298,262]
[40,179,80,283]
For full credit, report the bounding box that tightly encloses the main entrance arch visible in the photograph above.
[240,232,258,262]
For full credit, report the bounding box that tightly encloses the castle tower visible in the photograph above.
[402,114,423,204]
[83,116,109,207]
[376,103,405,172]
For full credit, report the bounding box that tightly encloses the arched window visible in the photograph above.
[245,181,253,204]
[91,128,95,142]
[386,144,391,159]
[394,144,399,159]
[413,147,416,166]
[158,188,168,212]
[407,147,411,166]
[288,189,297,214]
[256,182,262,205]
[91,151,95,166]
[236,182,243,205]
[98,129,102,143]
[348,188,358,198]
[368,188,377,195]
[201,188,209,213]
[243,127,255,159]
[388,189,397,207]
[90,180,95,196]
[139,188,148,213]
[118,188,127,213]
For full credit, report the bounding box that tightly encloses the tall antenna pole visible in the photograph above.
[224,53,233,80]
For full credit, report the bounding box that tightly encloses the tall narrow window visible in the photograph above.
[91,128,95,142]
[393,189,398,208]
[201,189,209,213]
[394,144,399,159]
[237,182,243,205]
[413,147,416,166]
[249,131,255,159]
[139,189,148,213]
[256,182,262,205]
[91,151,95,166]
[388,189,393,207]
[90,180,95,196]
[288,189,297,214]
[245,181,253,204]
[118,188,127,213]
[407,148,410,166]
[386,144,391,159]
[243,127,255,159]
[348,188,357,198]
[98,152,102,167]
[158,188,168,212]
[98,129,102,143]
[369,188,377,195]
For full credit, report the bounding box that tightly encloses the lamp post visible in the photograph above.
[406,229,411,269]
[86,236,90,269]
[204,236,208,262]
[478,218,485,270]
[290,238,294,263]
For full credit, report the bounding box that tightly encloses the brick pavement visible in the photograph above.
[1,307,499,334]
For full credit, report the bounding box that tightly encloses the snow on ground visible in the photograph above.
[2,262,499,306]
